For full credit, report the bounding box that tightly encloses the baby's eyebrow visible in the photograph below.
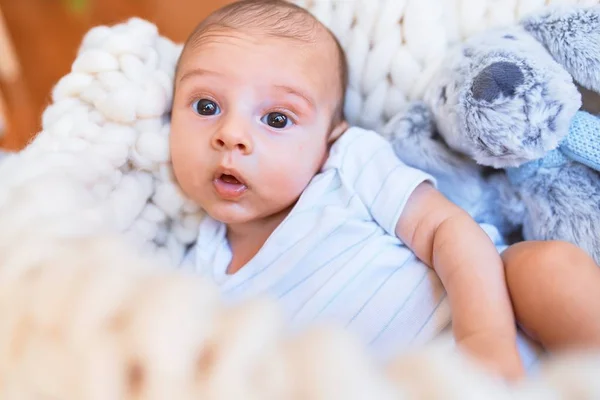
[178,68,223,83]
[273,85,315,110]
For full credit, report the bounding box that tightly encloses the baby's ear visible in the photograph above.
[328,119,349,144]
[523,6,600,94]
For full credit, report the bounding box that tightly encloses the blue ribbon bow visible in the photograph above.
[507,110,600,185]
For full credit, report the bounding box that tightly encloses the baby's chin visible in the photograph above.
[204,202,258,226]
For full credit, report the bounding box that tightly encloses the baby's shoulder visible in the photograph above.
[326,126,392,168]
[333,126,389,149]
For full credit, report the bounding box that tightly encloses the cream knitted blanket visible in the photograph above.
[299,0,599,128]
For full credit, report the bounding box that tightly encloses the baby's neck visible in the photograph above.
[225,205,293,275]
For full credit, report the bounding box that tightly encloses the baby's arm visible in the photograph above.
[396,182,524,379]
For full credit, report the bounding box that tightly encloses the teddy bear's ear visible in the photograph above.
[522,6,600,94]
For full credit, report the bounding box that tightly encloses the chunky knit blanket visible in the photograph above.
[298,0,599,129]
[1,1,600,398]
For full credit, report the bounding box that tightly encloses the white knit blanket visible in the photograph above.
[298,0,599,129]
[1,1,600,398]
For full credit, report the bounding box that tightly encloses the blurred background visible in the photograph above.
[0,0,235,151]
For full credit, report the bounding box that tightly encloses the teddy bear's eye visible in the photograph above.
[440,86,447,103]
[503,34,517,40]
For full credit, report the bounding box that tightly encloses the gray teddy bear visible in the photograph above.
[383,6,600,263]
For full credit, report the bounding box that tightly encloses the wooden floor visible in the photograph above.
[0,0,234,151]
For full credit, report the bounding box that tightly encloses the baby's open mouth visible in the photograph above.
[220,174,241,185]
[213,171,248,199]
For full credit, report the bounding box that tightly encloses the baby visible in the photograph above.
[170,0,600,380]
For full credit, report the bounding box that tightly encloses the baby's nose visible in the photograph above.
[471,62,525,102]
[212,130,253,154]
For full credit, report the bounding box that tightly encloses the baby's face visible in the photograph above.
[171,29,344,226]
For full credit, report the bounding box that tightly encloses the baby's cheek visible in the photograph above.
[172,147,209,200]
[258,143,322,205]
[278,163,315,199]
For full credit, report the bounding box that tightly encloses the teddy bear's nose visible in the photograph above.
[471,62,524,102]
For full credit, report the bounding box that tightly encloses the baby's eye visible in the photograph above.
[261,112,292,129]
[193,99,220,116]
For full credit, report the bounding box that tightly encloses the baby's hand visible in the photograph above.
[457,331,525,381]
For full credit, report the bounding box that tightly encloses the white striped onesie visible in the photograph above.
[184,127,541,365]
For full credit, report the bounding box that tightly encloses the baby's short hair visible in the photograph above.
[179,0,348,123]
